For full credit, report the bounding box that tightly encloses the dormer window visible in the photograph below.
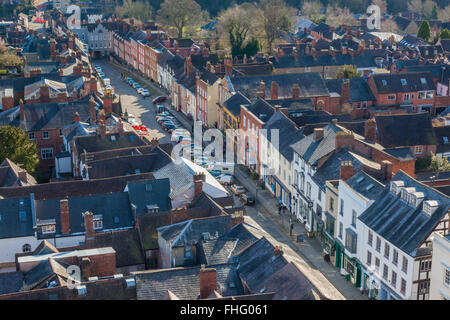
[423,200,439,216]
[93,215,103,230]
[409,192,424,207]
[401,187,416,202]
[146,204,159,213]
[42,224,56,234]
[390,180,405,195]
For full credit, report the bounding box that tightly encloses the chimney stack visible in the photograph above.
[83,211,95,241]
[18,170,28,184]
[90,97,97,124]
[39,84,50,102]
[80,257,91,280]
[292,83,300,99]
[193,173,205,199]
[381,160,393,181]
[1,95,14,111]
[117,119,124,136]
[339,161,354,181]
[257,80,266,99]
[270,81,278,100]
[313,128,324,141]
[341,78,350,102]
[99,120,107,139]
[335,131,354,151]
[199,265,217,299]
[364,118,377,142]
[19,99,25,121]
[60,199,70,234]
[224,57,233,77]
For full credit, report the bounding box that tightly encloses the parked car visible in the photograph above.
[152,96,167,104]
[141,89,150,97]
[157,105,165,113]
[217,174,233,185]
[230,184,245,195]
[240,193,255,206]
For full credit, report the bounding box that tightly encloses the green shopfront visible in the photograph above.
[335,241,362,288]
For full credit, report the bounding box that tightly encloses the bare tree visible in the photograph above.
[372,0,387,16]
[408,0,438,19]
[438,5,450,22]
[326,6,357,27]
[301,0,324,23]
[381,19,401,33]
[156,0,203,38]
[115,0,153,24]
[257,0,293,53]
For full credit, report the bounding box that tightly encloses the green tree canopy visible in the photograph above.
[440,29,450,40]
[115,0,154,24]
[429,153,450,172]
[336,66,361,79]
[418,20,431,42]
[0,126,39,175]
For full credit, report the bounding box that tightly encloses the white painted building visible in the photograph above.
[429,232,450,300]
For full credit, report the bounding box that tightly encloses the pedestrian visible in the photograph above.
[290,223,294,236]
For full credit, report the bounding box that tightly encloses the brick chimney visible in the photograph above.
[339,161,354,181]
[60,199,70,234]
[30,68,42,77]
[50,39,56,57]
[341,78,350,102]
[90,97,97,123]
[18,170,28,184]
[292,83,300,99]
[19,99,25,121]
[184,56,193,75]
[364,118,377,142]
[258,80,266,99]
[270,81,278,100]
[199,265,217,299]
[381,160,393,181]
[39,84,50,102]
[83,211,95,241]
[1,96,14,110]
[335,131,354,151]
[224,57,233,77]
[193,173,205,199]
[58,68,64,76]
[80,257,91,280]
[99,120,107,139]
[313,128,324,141]
[68,36,74,50]
[116,119,124,136]
[103,94,113,114]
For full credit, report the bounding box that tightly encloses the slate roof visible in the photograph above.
[0,159,37,187]
[263,110,304,161]
[222,92,251,117]
[244,97,275,122]
[0,196,34,239]
[19,98,92,132]
[359,170,450,256]
[223,222,260,256]
[86,151,171,180]
[374,113,436,148]
[371,72,435,94]
[21,258,71,291]
[158,215,231,247]
[0,173,155,200]
[290,122,342,165]
[230,72,329,100]
[199,238,238,265]
[34,192,133,237]
[344,170,385,200]
[432,126,450,155]
[134,263,244,300]
[0,272,23,295]
[290,111,351,128]
[313,149,379,188]
[404,64,444,80]
[74,131,146,154]
[236,237,288,292]
[126,178,172,214]
[325,78,376,102]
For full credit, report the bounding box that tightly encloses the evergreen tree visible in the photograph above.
[417,21,431,42]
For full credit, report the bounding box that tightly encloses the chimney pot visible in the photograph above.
[313,128,324,141]
[199,265,217,299]
[339,161,354,181]
[83,211,95,240]
[60,199,70,234]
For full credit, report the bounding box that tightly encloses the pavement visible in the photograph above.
[101,58,367,300]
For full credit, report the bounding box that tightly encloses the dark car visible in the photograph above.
[240,193,255,206]
[152,96,167,104]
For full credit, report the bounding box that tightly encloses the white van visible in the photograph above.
[207,162,235,176]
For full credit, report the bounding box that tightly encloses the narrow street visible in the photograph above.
[100,58,367,300]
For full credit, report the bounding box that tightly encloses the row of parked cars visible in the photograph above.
[93,65,113,95]
[124,77,150,97]
[230,184,255,206]
[155,110,182,133]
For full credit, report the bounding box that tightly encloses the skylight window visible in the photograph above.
[382,80,387,86]
[444,136,449,144]
[366,184,374,191]
[19,211,27,221]
[420,77,427,85]
[401,79,407,86]
[356,176,364,183]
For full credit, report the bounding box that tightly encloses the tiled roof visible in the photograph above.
[199,238,238,265]
[344,170,385,200]
[0,196,34,239]
[126,178,172,214]
[325,77,375,102]
[371,72,435,94]
[222,92,251,117]
[134,263,244,300]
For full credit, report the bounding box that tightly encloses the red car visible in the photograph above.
[152,96,167,104]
